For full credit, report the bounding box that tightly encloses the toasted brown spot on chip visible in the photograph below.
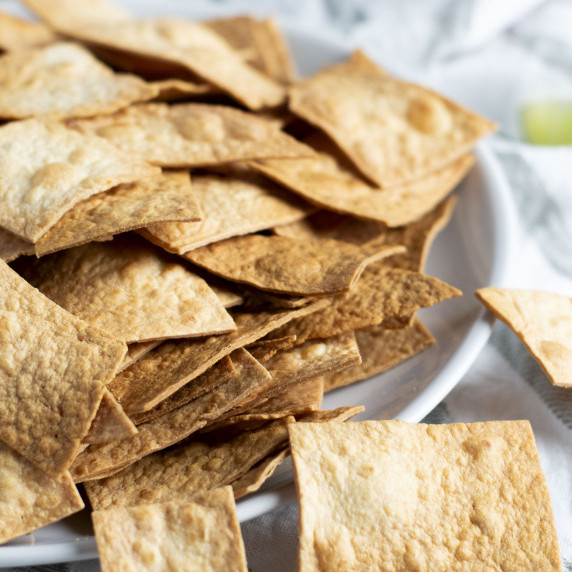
[476,288,572,387]
[289,420,561,571]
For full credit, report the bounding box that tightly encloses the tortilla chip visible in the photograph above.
[247,335,297,363]
[69,103,312,168]
[268,265,461,344]
[0,42,157,120]
[185,234,403,296]
[289,50,495,187]
[0,227,34,262]
[129,356,236,426]
[205,16,295,84]
[108,301,327,415]
[250,140,474,226]
[231,448,289,499]
[296,405,365,423]
[0,442,84,545]
[322,320,435,391]
[71,349,271,482]
[13,235,235,344]
[0,117,159,242]
[210,281,245,309]
[142,172,314,254]
[34,170,200,256]
[119,341,162,373]
[84,418,292,510]
[383,196,456,272]
[0,260,126,476]
[476,288,572,387]
[248,377,324,416]
[150,78,220,100]
[0,11,56,51]
[82,390,137,446]
[93,487,247,572]
[289,419,561,571]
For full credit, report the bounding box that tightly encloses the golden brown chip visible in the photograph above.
[476,288,572,387]
[142,172,314,254]
[247,335,298,363]
[296,405,365,423]
[119,341,162,373]
[205,16,295,84]
[0,42,157,120]
[289,50,495,187]
[0,442,84,545]
[250,142,473,226]
[93,487,247,572]
[14,235,235,344]
[129,356,236,426]
[231,448,289,499]
[71,348,271,482]
[0,227,34,262]
[185,234,403,296]
[108,301,327,415]
[0,118,159,242]
[34,170,200,256]
[268,265,461,344]
[85,418,292,510]
[322,320,435,391]
[383,196,456,272]
[0,260,126,476]
[69,103,312,168]
[0,11,56,51]
[150,78,220,100]
[289,419,562,571]
[82,390,137,446]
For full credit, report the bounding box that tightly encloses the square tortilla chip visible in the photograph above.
[68,103,313,168]
[142,172,314,254]
[0,442,84,545]
[0,260,126,476]
[250,132,473,226]
[184,234,403,295]
[34,170,200,256]
[71,348,271,482]
[268,265,461,345]
[85,418,293,510]
[205,16,295,84]
[92,487,247,572]
[289,420,561,571]
[13,235,236,344]
[107,301,327,415]
[289,50,495,187]
[322,319,435,391]
[0,42,158,120]
[0,11,56,51]
[476,288,572,387]
[82,390,137,446]
[0,117,158,242]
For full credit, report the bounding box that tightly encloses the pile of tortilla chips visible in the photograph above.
[0,0,499,564]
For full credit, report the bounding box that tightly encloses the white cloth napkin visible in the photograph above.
[2,0,572,570]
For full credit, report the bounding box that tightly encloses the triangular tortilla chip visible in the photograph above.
[268,265,461,344]
[72,349,271,482]
[231,448,289,499]
[185,234,404,295]
[322,320,435,391]
[93,487,247,572]
[0,42,157,120]
[250,139,473,226]
[0,260,126,476]
[85,418,293,510]
[289,50,495,187]
[69,103,313,168]
[119,341,162,373]
[205,16,295,84]
[82,390,137,446]
[107,300,327,414]
[476,288,572,387]
[0,11,56,51]
[142,172,314,254]
[0,117,159,242]
[34,170,200,256]
[13,235,235,344]
[0,227,34,262]
[247,335,297,363]
[289,420,562,571]
[0,442,84,545]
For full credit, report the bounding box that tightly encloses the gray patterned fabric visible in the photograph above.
[2,0,572,570]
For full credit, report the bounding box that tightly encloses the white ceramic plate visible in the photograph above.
[0,7,516,568]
